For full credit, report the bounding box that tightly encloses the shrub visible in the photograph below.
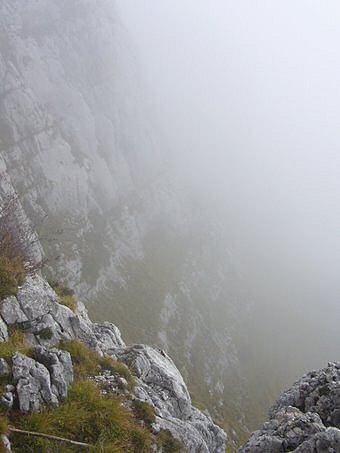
[157,429,183,453]
[98,356,135,390]
[132,400,155,427]
[0,327,31,362]
[36,326,53,340]
[0,255,25,299]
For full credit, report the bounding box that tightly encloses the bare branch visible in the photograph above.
[8,426,93,449]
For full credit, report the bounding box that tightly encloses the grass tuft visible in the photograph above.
[49,282,77,312]
[59,339,98,378]
[0,327,31,362]
[157,429,183,453]
[98,355,135,390]
[132,400,155,427]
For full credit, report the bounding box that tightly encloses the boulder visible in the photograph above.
[12,352,59,412]
[0,358,10,377]
[11,347,74,412]
[32,346,73,399]
[0,296,28,325]
[118,344,226,452]
[239,362,340,452]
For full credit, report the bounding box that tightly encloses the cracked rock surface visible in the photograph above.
[239,362,340,452]
[118,344,227,453]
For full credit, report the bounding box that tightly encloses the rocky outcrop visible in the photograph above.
[0,275,227,452]
[118,344,227,452]
[0,345,73,413]
[0,274,126,356]
[239,363,340,452]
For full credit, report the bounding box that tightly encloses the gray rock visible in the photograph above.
[239,363,340,452]
[269,362,340,428]
[118,344,226,452]
[12,352,59,412]
[239,407,325,452]
[32,346,73,400]
[16,275,57,320]
[0,316,8,341]
[294,427,340,452]
[0,296,28,324]
[0,358,10,377]
[118,344,191,419]
[1,391,13,409]
[93,321,126,352]
[1,434,11,452]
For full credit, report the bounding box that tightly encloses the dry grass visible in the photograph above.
[0,255,25,299]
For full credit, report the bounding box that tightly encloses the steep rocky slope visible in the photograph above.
[0,0,253,442]
[239,363,340,452]
[0,273,226,452]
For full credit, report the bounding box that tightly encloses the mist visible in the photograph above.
[117,0,340,371]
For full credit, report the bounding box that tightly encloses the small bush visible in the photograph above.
[157,429,183,453]
[132,400,155,427]
[98,355,135,390]
[0,255,25,300]
[50,282,77,312]
[36,326,53,340]
[0,327,31,362]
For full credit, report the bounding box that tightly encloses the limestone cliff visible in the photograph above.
[0,0,251,442]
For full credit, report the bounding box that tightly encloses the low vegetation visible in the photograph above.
[36,326,53,340]
[98,355,135,390]
[157,429,183,453]
[49,282,77,312]
[59,339,99,378]
[59,339,135,389]
[0,255,25,300]
[8,380,152,452]
[0,326,31,362]
[131,400,155,427]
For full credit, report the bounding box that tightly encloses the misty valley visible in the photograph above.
[0,1,339,452]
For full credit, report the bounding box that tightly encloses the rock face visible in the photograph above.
[118,344,227,452]
[239,363,340,452]
[0,0,249,438]
[0,275,227,452]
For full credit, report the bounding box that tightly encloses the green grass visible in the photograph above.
[0,327,31,362]
[49,282,77,312]
[131,400,155,427]
[97,356,135,390]
[157,429,183,453]
[10,380,152,452]
[59,339,99,378]
[59,340,135,391]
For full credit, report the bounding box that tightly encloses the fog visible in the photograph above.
[117,0,340,372]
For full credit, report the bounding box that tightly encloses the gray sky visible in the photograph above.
[117,1,340,366]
